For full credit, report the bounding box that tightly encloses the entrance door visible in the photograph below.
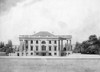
[42,53,46,56]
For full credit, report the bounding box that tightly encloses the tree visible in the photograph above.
[0,42,5,52]
[0,42,4,48]
[5,40,13,54]
[81,40,90,54]
[7,40,12,48]
[73,42,81,53]
[89,35,97,41]
[0,40,14,55]
[74,35,100,54]
[6,47,13,55]
[88,35,98,45]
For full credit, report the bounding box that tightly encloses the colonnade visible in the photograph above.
[58,39,72,51]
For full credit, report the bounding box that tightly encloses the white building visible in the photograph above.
[12,31,72,56]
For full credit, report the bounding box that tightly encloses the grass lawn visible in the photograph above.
[0,57,100,72]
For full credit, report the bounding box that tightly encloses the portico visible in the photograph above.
[58,37,72,56]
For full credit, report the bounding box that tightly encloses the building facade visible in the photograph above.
[16,31,72,56]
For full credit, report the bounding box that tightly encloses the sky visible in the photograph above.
[0,0,100,45]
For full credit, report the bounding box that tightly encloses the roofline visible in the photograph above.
[19,35,72,40]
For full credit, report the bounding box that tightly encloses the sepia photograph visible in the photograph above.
[0,0,100,72]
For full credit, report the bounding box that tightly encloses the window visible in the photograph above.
[17,53,19,56]
[31,53,33,55]
[26,46,28,51]
[22,53,23,56]
[49,53,52,56]
[42,45,46,51]
[36,46,38,51]
[36,53,39,55]
[49,40,51,44]
[54,53,57,55]
[63,47,66,51]
[49,46,51,51]
[54,40,57,44]
[36,40,38,44]
[31,40,33,44]
[31,46,33,51]
[26,46,28,48]
[54,46,57,51]
[68,53,70,55]
[41,41,46,44]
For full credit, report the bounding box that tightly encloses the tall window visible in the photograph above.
[42,45,46,51]
[31,40,33,44]
[49,46,51,51]
[36,40,38,44]
[54,40,57,44]
[36,46,38,51]
[54,46,57,51]
[41,41,46,44]
[49,40,51,44]
[26,46,28,51]
[31,46,33,51]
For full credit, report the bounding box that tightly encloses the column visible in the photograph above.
[70,40,72,51]
[67,40,68,45]
[70,40,71,45]
[66,40,68,51]
[58,40,60,51]
[28,40,30,56]
[39,40,41,51]
[61,40,63,51]
[46,40,48,56]
[19,40,23,52]
[22,40,25,56]
[23,40,25,51]
[58,39,60,56]
[40,40,42,56]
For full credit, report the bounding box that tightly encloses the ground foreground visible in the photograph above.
[0,55,100,72]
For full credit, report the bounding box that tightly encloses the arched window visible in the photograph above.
[42,45,46,51]
[41,41,46,44]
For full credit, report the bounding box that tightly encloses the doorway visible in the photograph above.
[42,52,46,56]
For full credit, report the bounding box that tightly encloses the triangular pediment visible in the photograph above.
[33,31,55,36]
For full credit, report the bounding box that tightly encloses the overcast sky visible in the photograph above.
[0,0,100,45]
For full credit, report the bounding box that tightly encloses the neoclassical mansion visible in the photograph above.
[10,31,72,56]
